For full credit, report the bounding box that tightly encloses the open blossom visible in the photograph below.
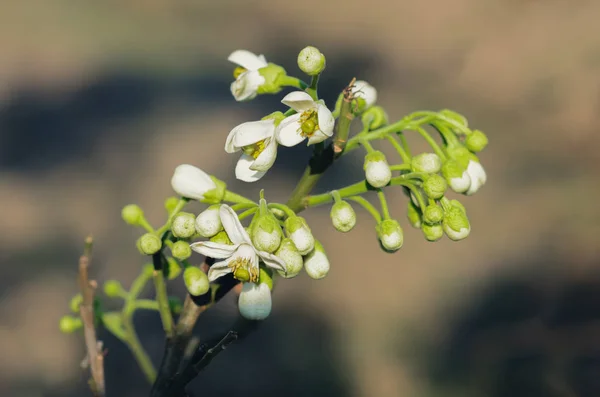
[225,119,277,182]
[228,50,268,101]
[190,205,286,282]
[276,91,334,147]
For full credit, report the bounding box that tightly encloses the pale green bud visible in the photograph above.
[250,206,283,253]
[377,219,404,252]
[465,129,488,152]
[171,241,192,261]
[238,282,272,320]
[423,204,444,225]
[284,216,314,255]
[138,233,162,255]
[442,160,471,193]
[142,263,155,277]
[450,199,466,213]
[423,174,447,200]
[258,267,274,291]
[330,200,356,233]
[194,205,222,238]
[183,267,210,296]
[297,46,326,76]
[69,294,83,313]
[422,223,444,242]
[103,280,125,298]
[168,296,183,315]
[210,230,233,245]
[411,153,442,174]
[364,151,391,188]
[166,257,183,280]
[447,145,471,168]
[352,80,377,112]
[171,212,196,239]
[275,238,303,278]
[257,63,287,95]
[407,200,422,229]
[164,196,179,214]
[361,106,388,130]
[201,176,227,205]
[59,315,82,334]
[303,240,330,280]
[442,205,471,241]
[121,204,144,226]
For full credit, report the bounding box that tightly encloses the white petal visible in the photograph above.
[227,50,268,71]
[281,91,316,112]
[207,259,233,282]
[235,154,267,182]
[219,205,252,245]
[232,119,274,149]
[230,71,264,102]
[307,130,329,145]
[238,282,272,320]
[465,160,487,196]
[316,103,335,137]
[257,250,287,273]
[171,164,217,201]
[225,127,240,154]
[250,138,277,172]
[276,115,305,147]
[353,80,377,108]
[304,250,330,280]
[189,241,236,259]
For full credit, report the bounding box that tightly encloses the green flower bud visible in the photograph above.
[442,160,471,193]
[250,202,283,253]
[258,267,274,291]
[284,216,314,255]
[210,230,233,245]
[376,219,404,252]
[59,315,83,334]
[442,205,471,241]
[407,200,422,229]
[103,280,125,298]
[411,153,442,174]
[138,233,162,255]
[303,240,330,280]
[164,196,179,214]
[121,204,144,226]
[168,296,183,315]
[297,46,326,76]
[439,109,468,128]
[447,145,471,168]
[69,294,83,313]
[423,204,444,225]
[171,212,196,239]
[330,200,356,233]
[465,129,488,152]
[200,176,227,205]
[257,63,287,95]
[171,241,192,261]
[275,238,303,278]
[142,263,155,277]
[450,199,466,213]
[361,106,388,130]
[183,267,210,296]
[351,80,377,113]
[422,223,444,242]
[261,111,286,126]
[423,174,447,200]
[364,151,391,188]
[166,257,183,280]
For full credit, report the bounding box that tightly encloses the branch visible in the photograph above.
[77,236,106,397]
[333,77,356,156]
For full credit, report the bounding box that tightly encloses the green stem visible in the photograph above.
[153,268,174,338]
[305,74,320,100]
[347,196,382,223]
[386,135,411,163]
[414,126,447,160]
[398,132,412,157]
[122,313,157,383]
[267,203,296,218]
[279,76,309,90]
[230,202,257,212]
[139,218,156,234]
[377,191,391,220]
[238,207,258,221]
[332,88,354,157]
[156,198,189,236]
[222,191,257,205]
[133,299,159,311]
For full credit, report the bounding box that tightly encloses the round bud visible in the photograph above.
[103,280,124,298]
[166,257,182,280]
[195,205,222,238]
[352,80,378,111]
[121,204,144,226]
[164,196,179,214]
[330,200,356,233]
[423,174,448,200]
[442,205,471,241]
[464,159,487,196]
[411,153,442,174]
[406,200,422,229]
[69,294,83,313]
[297,46,326,76]
[377,219,404,252]
[171,241,192,261]
[142,263,155,277]
[171,212,196,239]
[422,223,444,242]
[59,315,83,334]
[275,238,303,278]
[364,151,391,188]
[284,216,314,255]
[361,106,388,130]
[250,215,283,253]
[303,240,330,279]
[442,160,471,193]
[423,204,444,225]
[465,130,488,152]
[238,282,272,320]
[210,230,233,245]
[138,233,162,255]
[168,296,183,315]
[183,267,210,296]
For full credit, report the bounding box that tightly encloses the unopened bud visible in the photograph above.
[171,241,192,261]
[164,196,179,214]
[238,282,272,320]
[103,280,125,298]
[138,233,162,255]
[442,205,471,241]
[407,200,422,229]
[352,80,377,111]
[423,204,444,225]
[303,240,330,279]
[411,153,442,174]
[121,204,144,226]
[422,224,444,242]
[69,294,83,313]
[465,130,488,152]
[284,216,314,255]
[251,204,283,253]
[194,205,223,238]
[423,174,447,200]
[257,63,288,95]
[59,315,83,334]
[168,296,183,315]
[297,46,326,76]
[442,160,471,193]
[377,219,404,252]
[210,230,233,245]
[171,212,196,239]
[171,164,218,202]
[364,151,391,188]
[183,267,210,296]
[330,200,356,233]
[361,106,388,130]
[464,159,487,196]
[275,238,303,278]
[166,257,183,280]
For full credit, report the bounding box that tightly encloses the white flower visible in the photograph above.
[225,119,278,182]
[352,80,377,109]
[190,205,286,282]
[238,282,272,320]
[171,164,217,201]
[304,241,330,280]
[464,160,487,196]
[276,91,335,147]
[228,50,268,101]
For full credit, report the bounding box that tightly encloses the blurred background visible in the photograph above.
[1,1,600,396]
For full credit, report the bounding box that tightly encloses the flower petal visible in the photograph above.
[316,104,335,137]
[232,120,275,149]
[235,154,267,182]
[230,71,265,102]
[207,259,233,282]
[281,91,316,112]
[189,241,236,259]
[171,164,217,200]
[257,250,287,273]
[228,50,268,71]
[250,138,277,172]
[219,204,252,245]
[238,282,272,320]
[307,129,329,146]
[353,80,377,108]
[275,115,305,147]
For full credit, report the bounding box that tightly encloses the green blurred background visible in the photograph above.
[1,1,599,396]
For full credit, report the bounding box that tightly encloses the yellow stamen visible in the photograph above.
[228,256,259,283]
[242,139,268,160]
[297,110,319,138]
[233,66,247,79]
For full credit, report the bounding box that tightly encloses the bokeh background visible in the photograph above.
[2,1,600,396]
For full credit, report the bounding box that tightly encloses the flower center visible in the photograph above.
[242,139,268,160]
[233,66,247,79]
[298,110,319,137]
[228,256,259,283]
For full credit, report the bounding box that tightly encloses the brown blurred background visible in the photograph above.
[1,1,600,396]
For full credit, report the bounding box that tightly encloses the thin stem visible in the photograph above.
[347,196,382,223]
[386,135,411,163]
[305,74,320,100]
[267,203,296,218]
[414,126,447,160]
[360,138,375,153]
[238,207,257,221]
[132,299,159,311]
[279,75,308,90]
[153,269,174,338]
[122,312,157,383]
[222,190,256,205]
[333,78,356,157]
[398,132,412,157]
[138,218,156,234]
[377,191,391,220]
[230,202,257,212]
